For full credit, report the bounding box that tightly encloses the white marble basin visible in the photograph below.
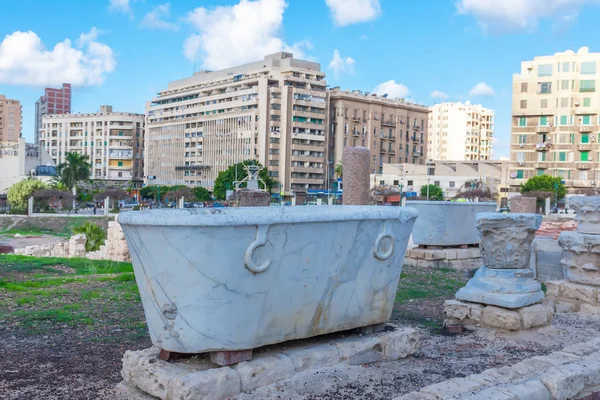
[117,206,418,353]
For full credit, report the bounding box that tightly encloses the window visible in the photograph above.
[407,180,413,186]
[118,172,123,177]
[559,152,566,161]
[379,180,385,185]
[449,181,455,188]
[581,151,589,162]
[520,100,527,109]
[561,98,569,108]
[582,133,589,143]
[583,98,592,107]
[580,170,588,180]
[560,115,569,125]
[538,64,553,76]
[541,99,548,108]
[537,169,545,176]
[562,62,570,72]
[516,170,524,179]
[521,83,528,93]
[582,115,591,125]
[581,61,597,75]
[517,152,525,162]
[118,161,123,167]
[540,116,548,126]
[561,80,569,90]
[519,117,527,127]
[518,135,527,144]
[580,80,596,92]
[538,151,546,161]
[393,180,399,185]
[538,82,552,94]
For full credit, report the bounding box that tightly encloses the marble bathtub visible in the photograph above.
[408,201,497,246]
[117,206,418,354]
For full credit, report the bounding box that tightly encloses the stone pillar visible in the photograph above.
[236,190,270,207]
[342,147,370,206]
[317,198,322,206]
[456,213,544,308]
[509,196,536,213]
[27,197,34,216]
[104,197,110,215]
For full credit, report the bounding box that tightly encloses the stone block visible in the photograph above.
[563,339,600,357]
[420,377,482,399]
[456,248,471,259]
[470,303,484,322]
[424,250,446,261]
[511,359,554,378]
[576,356,600,387]
[234,354,295,393]
[510,196,537,213]
[555,300,579,313]
[210,350,252,366]
[540,363,588,400]
[459,387,517,399]
[469,247,481,258]
[533,352,582,366]
[445,248,458,260]
[481,306,521,331]
[502,380,551,400]
[381,327,419,360]
[580,303,600,315]
[561,282,599,304]
[518,303,550,329]
[282,343,341,373]
[169,367,241,400]
[444,299,470,320]
[473,366,520,385]
[392,392,437,400]
[335,335,385,365]
[545,281,562,298]
[412,249,425,259]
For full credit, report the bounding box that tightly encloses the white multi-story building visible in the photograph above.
[39,106,145,185]
[145,52,328,195]
[428,102,494,161]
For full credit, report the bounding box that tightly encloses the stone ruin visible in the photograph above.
[444,213,554,331]
[87,220,130,262]
[546,196,600,315]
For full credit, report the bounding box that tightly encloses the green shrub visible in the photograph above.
[110,208,120,214]
[9,208,27,215]
[132,205,140,211]
[72,222,106,252]
[7,179,47,210]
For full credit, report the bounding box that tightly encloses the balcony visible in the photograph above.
[410,136,417,141]
[578,143,592,151]
[578,125,595,132]
[352,115,361,122]
[537,125,551,133]
[534,162,548,169]
[380,148,387,154]
[352,130,359,137]
[535,142,552,151]
[573,180,593,187]
[381,120,396,127]
[577,162,592,170]
[388,135,396,141]
[388,149,395,155]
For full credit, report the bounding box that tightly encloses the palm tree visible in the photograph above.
[334,161,343,178]
[53,152,91,190]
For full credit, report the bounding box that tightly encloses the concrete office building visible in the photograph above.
[509,47,600,194]
[145,52,328,196]
[329,88,429,176]
[0,95,22,142]
[39,106,145,185]
[428,102,494,161]
[35,83,72,144]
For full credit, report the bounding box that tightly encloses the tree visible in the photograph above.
[165,187,195,202]
[33,188,74,210]
[335,161,343,178]
[213,160,276,200]
[53,152,91,190]
[7,179,47,210]
[192,186,212,201]
[454,187,496,202]
[520,175,566,201]
[95,189,129,209]
[420,184,444,201]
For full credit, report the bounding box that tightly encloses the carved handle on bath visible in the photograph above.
[245,225,271,274]
[374,222,395,261]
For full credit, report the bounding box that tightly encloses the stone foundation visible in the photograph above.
[14,233,86,258]
[444,299,553,331]
[114,326,419,400]
[394,337,600,400]
[545,280,600,315]
[404,247,481,270]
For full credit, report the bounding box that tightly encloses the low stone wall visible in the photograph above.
[546,281,600,315]
[405,247,481,270]
[14,234,86,258]
[394,337,600,400]
[87,221,130,262]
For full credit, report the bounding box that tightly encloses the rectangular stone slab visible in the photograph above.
[117,206,418,354]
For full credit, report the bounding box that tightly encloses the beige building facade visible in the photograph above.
[329,88,429,175]
[145,52,328,196]
[0,139,55,193]
[39,106,145,184]
[509,47,600,194]
[0,94,22,142]
[428,102,494,161]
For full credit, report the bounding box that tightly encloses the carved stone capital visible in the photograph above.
[569,196,600,234]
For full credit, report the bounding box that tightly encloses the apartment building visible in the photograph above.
[35,83,72,144]
[39,106,145,184]
[145,52,328,195]
[509,47,600,194]
[428,102,494,161]
[0,139,55,193]
[0,95,22,142]
[329,88,429,176]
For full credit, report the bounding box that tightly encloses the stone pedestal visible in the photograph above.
[546,196,600,315]
[445,213,552,331]
[510,196,537,213]
[342,147,370,206]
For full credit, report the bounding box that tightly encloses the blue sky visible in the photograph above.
[1,0,599,158]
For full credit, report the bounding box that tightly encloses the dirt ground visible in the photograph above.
[0,234,66,250]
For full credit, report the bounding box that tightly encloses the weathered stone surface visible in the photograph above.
[569,196,600,234]
[511,359,554,377]
[533,352,582,366]
[481,306,521,330]
[459,387,517,399]
[580,303,600,315]
[117,207,418,353]
[443,300,484,322]
[114,381,157,400]
[560,282,600,304]
[234,354,295,393]
[544,281,562,298]
[342,147,370,205]
[335,335,384,365]
[502,380,551,400]
[392,392,437,400]
[169,367,241,400]
[563,339,600,357]
[282,343,341,373]
[381,327,419,360]
[555,300,579,313]
[424,250,446,260]
[420,377,482,398]
[409,201,497,246]
[518,303,550,329]
[510,196,537,213]
[540,363,588,400]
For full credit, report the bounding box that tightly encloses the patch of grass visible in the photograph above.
[396,266,467,304]
[0,254,132,277]
[0,228,57,237]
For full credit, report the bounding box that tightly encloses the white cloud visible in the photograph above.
[456,0,600,32]
[283,40,314,61]
[326,0,381,26]
[0,29,116,86]
[140,3,177,30]
[468,82,495,97]
[327,49,355,79]
[184,0,309,70]
[430,90,449,100]
[373,80,409,99]
[109,0,131,13]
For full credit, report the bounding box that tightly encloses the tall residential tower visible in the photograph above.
[35,83,72,144]
[0,95,22,143]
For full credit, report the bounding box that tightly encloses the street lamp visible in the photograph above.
[327,160,332,204]
[426,159,432,201]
